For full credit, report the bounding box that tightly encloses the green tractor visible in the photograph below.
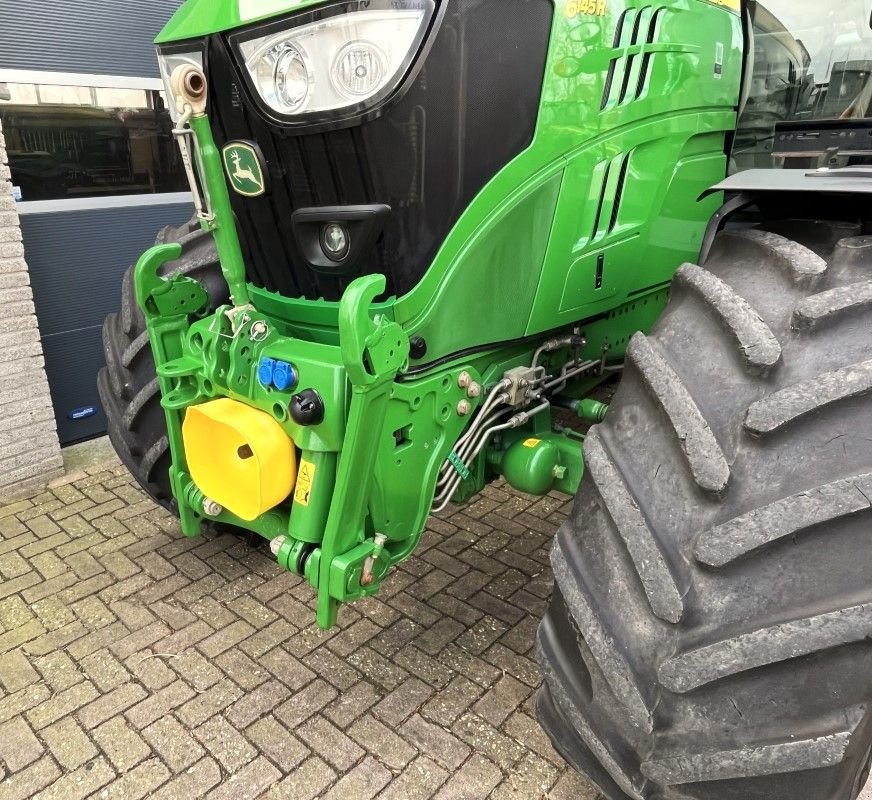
[98,0,872,796]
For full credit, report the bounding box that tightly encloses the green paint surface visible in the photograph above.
[394,0,741,357]
[156,0,325,43]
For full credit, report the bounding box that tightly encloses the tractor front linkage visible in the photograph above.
[135,64,623,629]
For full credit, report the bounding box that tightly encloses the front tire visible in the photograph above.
[537,221,872,800]
[97,218,226,509]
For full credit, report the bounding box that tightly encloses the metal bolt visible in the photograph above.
[361,533,388,587]
[270,535,287,556]
[457,400,471,416]
[202,498,223,517]
[249,320,270,342]
[466,381,482,399]
[457,371,471,389]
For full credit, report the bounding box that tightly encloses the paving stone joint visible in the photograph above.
[0,453,601,799]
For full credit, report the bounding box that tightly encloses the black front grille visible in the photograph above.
[206,0,553,301]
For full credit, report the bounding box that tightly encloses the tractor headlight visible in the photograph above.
[270,43,311,113]
[232,0,436,122]
[157,50,204,121]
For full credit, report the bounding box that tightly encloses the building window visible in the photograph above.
[0,81,186,201]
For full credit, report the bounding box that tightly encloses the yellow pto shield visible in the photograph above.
[182,398,296,521]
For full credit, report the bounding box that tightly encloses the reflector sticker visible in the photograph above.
[295,459,316,506]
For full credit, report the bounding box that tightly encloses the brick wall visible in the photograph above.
[0,118,64,500]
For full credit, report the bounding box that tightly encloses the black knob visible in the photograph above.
[290,389,325,426]
[409,335,427,360]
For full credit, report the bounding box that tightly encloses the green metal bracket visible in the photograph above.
[135,244,210,538]
[135,252,209,319]
[330,541,391,601]
[339,275,409,386]
[316,274,410,628]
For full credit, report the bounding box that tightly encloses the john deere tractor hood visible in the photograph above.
[156,0,326,43]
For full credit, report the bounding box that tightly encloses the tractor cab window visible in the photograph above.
[733,0,872,171]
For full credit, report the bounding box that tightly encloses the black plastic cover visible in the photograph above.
[291,204,390,274]
[206,0,554,301]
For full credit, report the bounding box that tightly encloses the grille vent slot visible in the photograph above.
[601,5,667,110]
[588,149,633,243]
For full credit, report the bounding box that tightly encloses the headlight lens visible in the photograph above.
[270,43,311,113]
[333,41,387,98]
[235,1,436,119]
[157,50,204,121]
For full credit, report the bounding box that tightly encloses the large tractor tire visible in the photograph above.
[537,221,872,800]
[97,219,226,509]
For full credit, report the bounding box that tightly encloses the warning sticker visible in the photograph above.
[523,438,542,449]
[295,459,316,507]
[698,0,740,14]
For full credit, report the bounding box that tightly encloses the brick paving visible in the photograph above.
[0,449,602,800]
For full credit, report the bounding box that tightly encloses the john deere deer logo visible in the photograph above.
[221,141,267,197]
